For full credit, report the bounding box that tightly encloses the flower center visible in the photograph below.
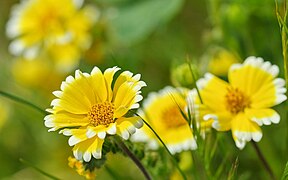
[162,106,187,129]
[88,102,115,126]
[225,87,251,114]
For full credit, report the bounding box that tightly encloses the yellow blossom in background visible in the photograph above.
[68,156,96,179]
[132,86,197,154]
[45,66,146,162]
[12,57,64,92]
[192,56,287,149]
[6,0,98,71]
[204,47,239,77]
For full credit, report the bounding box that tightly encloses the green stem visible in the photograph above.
[0,90,47,115]
[20,158,60,180]
[252,142,276,180]
[114,137,151,180]
[186,58,203,104]
[137,114,187,180]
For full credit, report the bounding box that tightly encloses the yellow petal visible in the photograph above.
[231,113,262,149]
[44,112,89,130]
[103,66,120,102]
[116,116,143,140]
[197,73,229,112]
[244,108,280,126]
[89,67,108,103]
[73,136,104,162]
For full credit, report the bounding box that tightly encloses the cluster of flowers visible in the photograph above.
[6,0,286,178]
[44,56,286,178]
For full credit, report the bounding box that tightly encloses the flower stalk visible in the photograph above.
[251,142,275,180]
[0,90,47,115]
[114,137,151,180]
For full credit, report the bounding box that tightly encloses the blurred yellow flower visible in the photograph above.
[132,86,197,154]
[45,67,146,162]
[7,0,98,71]
[68,156,96,179]
[12,57,64,92]
[193,56,287,149]
[206,48,239,76]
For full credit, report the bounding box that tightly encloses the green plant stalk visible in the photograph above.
[252,142,276,180]
[20,158,60,180]
[227,156,239,180]
[186,58,203,104]
[114,137,151,180]
[138,115,187,180]
[275,0,288,162]
[0,90,47,115]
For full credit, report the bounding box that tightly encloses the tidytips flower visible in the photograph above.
[132,86,197,154]
[45,67,146,162]
[191,56,287,149]
[6,0,98,70]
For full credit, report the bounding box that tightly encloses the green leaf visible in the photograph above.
[282,162,288,180]
[109,0,184,45]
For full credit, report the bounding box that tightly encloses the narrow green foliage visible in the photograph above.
[227,156,239,180]
[19,158,60,180]
[186,57,203,104]
[281,162,288,180]
[0,90,47,115]
[275,0,288,157]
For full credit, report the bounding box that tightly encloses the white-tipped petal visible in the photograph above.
[83,151,92,162]
[97,131,106,139]
[86,128,97,138]
[107,124,116,134]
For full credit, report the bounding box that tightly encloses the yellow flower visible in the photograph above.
[45,67,146,161]
[6,0,98,70]
[203,47,239,76]
[132,86,197,154]
[12,57,64,92]
[68,156,96,179]
[192,56,287,149]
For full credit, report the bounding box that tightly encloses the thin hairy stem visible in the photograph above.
[0,90,47,115]
[252,142,276,180]
[115,137,151,180]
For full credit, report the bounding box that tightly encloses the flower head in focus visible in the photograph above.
[192,56,287,149]
[45,66,146,162]
[132,86,197,154]
[6,0,98,71]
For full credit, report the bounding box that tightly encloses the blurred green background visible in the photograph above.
[0,0,287,179]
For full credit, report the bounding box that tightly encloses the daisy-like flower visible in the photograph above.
[132,86,197,154]
[44,67,146,162]
[6,0,98,70]
[191,56,287,149]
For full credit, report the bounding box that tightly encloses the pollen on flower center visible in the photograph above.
[88,101,115,126]
[225,87,251,114]
[162,106,187,128]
